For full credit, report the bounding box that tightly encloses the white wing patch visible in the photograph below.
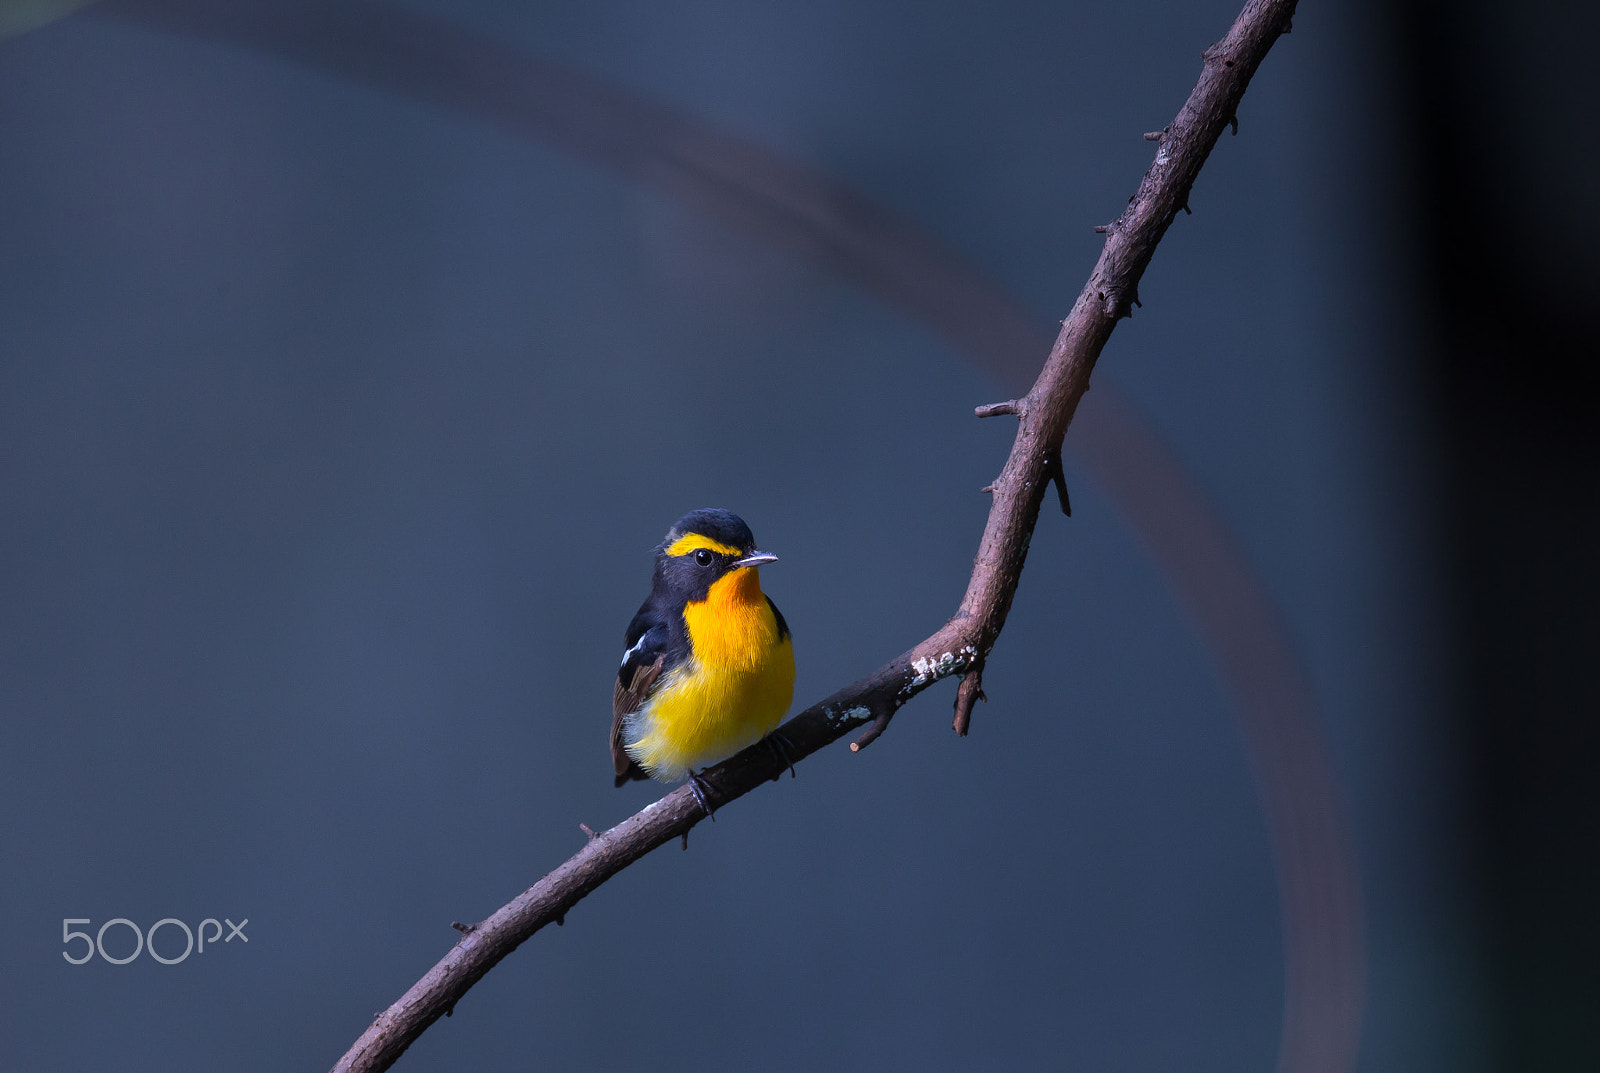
[619,635,648,668]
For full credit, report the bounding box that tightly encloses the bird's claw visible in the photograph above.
[765,730,797,779]
[686,770,716,819]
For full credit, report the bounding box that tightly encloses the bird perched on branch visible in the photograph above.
[612,508,796,811]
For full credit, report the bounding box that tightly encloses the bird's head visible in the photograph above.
[654,508,777,605]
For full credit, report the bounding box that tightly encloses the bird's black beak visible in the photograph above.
[732,550,778,569]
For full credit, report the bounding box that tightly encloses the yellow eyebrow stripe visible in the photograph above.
[665,533,743,558]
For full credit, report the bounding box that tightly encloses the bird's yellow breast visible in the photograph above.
[623,568,794,781]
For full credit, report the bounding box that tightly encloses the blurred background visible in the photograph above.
[1,1,1593,1070]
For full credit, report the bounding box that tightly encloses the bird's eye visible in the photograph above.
[694,549,715,567]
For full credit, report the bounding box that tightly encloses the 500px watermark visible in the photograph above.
[61,917,249,965]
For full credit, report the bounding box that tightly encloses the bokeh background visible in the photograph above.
[1,1,1593,1070]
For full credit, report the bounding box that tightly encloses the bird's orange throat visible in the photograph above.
[680,567,775,671]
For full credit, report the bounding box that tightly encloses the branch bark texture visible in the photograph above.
[332,2,1299,1069]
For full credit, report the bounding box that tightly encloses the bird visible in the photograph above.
[611,508,796,812]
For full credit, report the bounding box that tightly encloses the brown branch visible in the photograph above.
[331,2,1297,1069]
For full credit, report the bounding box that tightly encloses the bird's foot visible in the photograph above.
[765,730,797,780]
[686,769,716,819]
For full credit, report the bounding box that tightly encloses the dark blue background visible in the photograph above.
[0,1,1541,1070]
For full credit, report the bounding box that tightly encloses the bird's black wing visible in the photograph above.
[766,595,790,641]
[611,605,670,784]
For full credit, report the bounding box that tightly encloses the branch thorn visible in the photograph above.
[974,400,1021,418]
[979,483,995,494]
[1143,130,1164,141]
[953,667,987,736]
[1044,451,1072,516]
[450,921,474,934]
[578,823,598,840]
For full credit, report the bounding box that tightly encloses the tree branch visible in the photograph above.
[331,2,1298,1069]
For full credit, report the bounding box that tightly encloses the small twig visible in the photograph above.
[849,704,899,752]
[952,668,986,736]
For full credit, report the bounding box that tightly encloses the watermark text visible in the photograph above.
[61,917,249,965]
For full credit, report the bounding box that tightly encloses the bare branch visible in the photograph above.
[331,1,1298,1069]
